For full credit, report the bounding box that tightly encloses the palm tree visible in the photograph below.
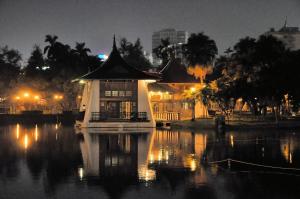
[72,42,91,72]
[183,33,218,67]
[73,42,91,57]
[44,35,58,57]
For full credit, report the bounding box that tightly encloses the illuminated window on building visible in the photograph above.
[119,91,125,97]
[183,102,189,110]
[112,91,118,97]
[126,91,132,96]
[105,91,111,96]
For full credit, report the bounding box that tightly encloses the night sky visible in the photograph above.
[0,0,300,60]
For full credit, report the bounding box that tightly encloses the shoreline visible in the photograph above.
[171,118,300,131]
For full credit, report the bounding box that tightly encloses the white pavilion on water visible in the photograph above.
[75,37,159,129]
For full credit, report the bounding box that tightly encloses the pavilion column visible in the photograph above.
[83,80,100,127]
[138,80,156,127]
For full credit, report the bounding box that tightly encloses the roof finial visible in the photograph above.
[113,34,117,50]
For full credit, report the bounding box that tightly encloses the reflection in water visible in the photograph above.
[1,125,300,198]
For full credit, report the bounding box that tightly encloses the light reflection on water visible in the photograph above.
[0,124,300,199]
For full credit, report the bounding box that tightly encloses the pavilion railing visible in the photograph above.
[90,112,148,122]
[154,112,181,121]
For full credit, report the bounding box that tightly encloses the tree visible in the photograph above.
[183,33,218,84]
[0,46,22,96]
[118,38,152,71]
[153,38,176,66]
[205,34,298,124]
[24,45,46,78]
[183,33,218,67]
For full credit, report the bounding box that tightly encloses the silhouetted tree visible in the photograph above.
[153,38,176,66]
[118,38,152,71]
[24,45,46,78]
[0,46,22,96]
[183,33,218,67]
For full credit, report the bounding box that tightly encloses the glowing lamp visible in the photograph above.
[23,92,30,97]
[190,87,196,93]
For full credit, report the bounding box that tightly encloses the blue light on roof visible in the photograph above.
[98,53,108,60]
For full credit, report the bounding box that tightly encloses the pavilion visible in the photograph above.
[76,37,159,128]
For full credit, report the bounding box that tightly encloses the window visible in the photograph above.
[105,91,111,96]
[119,91,125,97]
[112,91,118,97]
[125,91,132,97]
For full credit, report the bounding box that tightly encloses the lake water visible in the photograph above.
[0,124,300,199]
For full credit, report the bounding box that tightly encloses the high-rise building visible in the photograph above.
[266,23,300,50]
[152,28,189,66]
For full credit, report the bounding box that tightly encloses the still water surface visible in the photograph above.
[1,124,300,199]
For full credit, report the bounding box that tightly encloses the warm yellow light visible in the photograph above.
[77,95,82,99]
[55,123,58,130]
[23,92,30,97]
[190,159,197,171]
[190,87,196,93]
[34,95,40,100]
[24,134,29,149]
[230,135,234,147]
[54,95,63,100]
[15,96,20,100]
[138,166,156,182]
[35,124,38,141]
[79,80,85,84]
[289,153,293,164]
[149,153,154,164]
[144,80,156,83]
[16,123,20,139]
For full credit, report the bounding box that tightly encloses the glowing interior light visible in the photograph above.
[149,153,154,164]
[230,135,234,147]
[16,124,20,139]
[190,159,197,171]
[79,80,85,84]
[23,92,30,98]
[190,87,196,93]
[78,167,84,180]
[24,134,28,149]
[35,124,38,141]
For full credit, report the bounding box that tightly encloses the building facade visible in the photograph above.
[148,59,209,121]
[266,25,300,50]
[152,28,189,65]
[76,38,158,128]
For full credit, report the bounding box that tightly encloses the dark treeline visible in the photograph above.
[204,35,300,121]
[0,34,102,110]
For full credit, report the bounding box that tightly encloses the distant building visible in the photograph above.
[266,23,300,50]
[152,28,189,66]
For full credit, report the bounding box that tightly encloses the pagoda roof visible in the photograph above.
[78,37,159,80]
[159,58,199,83]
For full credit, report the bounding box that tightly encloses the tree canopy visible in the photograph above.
[118,37,152,71]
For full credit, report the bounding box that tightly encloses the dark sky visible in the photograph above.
[0,0,299,61]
